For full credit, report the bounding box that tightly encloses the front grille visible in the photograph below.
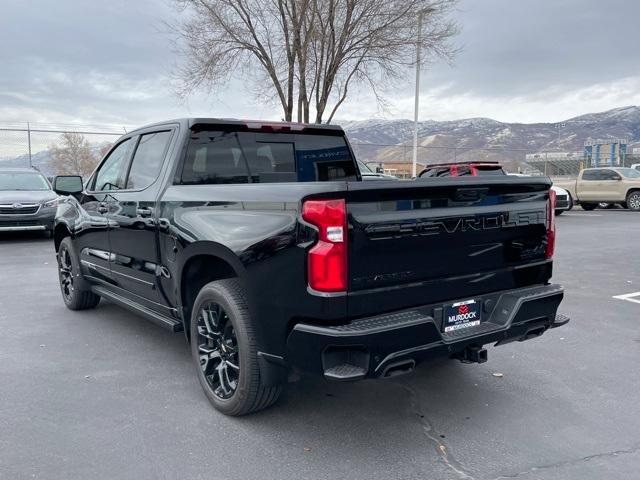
[556,195,568,201]
[0,204,40,215]
[0,220,41,227]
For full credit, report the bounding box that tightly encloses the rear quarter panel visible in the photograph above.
[157,182,350,354]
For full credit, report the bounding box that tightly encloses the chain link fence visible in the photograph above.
[350,143,640,179]
[1,122,637,180]
[0,123,126,176]
[351,143,536,179]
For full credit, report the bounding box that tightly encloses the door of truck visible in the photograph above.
[78,137,136,283]
[106,129,176,314]
[597,169,623,201]
[576,169,603,201]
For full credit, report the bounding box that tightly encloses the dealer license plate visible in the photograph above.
[443,299,482,333]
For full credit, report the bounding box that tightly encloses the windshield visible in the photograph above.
[0,172,50,191]
[357,161,373,173]
[618,168,640,179]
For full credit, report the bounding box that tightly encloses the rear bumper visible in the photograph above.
[286,284,568,380]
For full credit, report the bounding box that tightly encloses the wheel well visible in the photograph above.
[180,255,237,330]
[53,224,71,251]
[626,188,640,197]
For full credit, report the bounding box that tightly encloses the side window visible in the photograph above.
[179,132,249,184]
[126,131,173,190]
[600,169,619,180]
[582,170,598,181]
[250,142,296,182]
[93,139,132,191]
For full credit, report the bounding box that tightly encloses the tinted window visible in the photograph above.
[126,131,172,189]
[177,131,357,184]
[582,170,598,181]
[93,139,132,191]
[0,172,49,191]
[600,169,620,180]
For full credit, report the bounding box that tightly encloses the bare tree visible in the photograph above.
[47,133,99,178]
[171,0,459,123]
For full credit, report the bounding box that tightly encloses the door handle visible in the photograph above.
[97,204,108,214]
[136,207,153,217]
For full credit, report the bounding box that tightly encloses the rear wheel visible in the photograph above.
[581,202,597,211]
[57,237,100,310]
[626,191,640,211]
[190,279,282,416]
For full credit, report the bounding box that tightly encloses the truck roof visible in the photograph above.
[127,118,345,135]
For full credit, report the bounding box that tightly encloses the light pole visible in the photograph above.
[412,8,434,178]
[411,12,424,178]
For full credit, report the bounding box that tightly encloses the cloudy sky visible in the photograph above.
[1,0,639,128]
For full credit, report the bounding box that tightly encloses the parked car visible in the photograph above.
[554,167,640,211]
[631,163,640,171]
[418,161,505,177]
[0,168,59,236]
[507,174,572,215]
[550,185,572,215]
[357,160,397,180]
[52,118,568,415]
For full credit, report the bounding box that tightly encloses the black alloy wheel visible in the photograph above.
[190,279,282,415]
[58,245,75,302]
[196,302,240,400]
[57,237,100,310]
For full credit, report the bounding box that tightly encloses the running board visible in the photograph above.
[92,286,184,333]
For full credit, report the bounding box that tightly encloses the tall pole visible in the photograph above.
[412,11,424,179]
[27,122,32,168]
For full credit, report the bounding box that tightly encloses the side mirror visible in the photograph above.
[375,166,384,174]
[53,175,83,195]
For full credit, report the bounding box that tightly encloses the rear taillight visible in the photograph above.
[546,189,556,259]
[302,199,347,293]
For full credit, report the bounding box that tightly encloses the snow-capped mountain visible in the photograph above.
[341,106,640,165]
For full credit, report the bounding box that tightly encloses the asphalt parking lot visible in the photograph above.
[1,209,639,480]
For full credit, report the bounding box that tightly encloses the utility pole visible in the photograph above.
[412,10,425,179]
[27,122,32,168]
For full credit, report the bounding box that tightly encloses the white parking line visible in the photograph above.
[612,291,640,304]
[563,213,603,217]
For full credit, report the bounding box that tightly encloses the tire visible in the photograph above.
[57,237,101,310]
[620,202,628,209]
[190,279,282,416]
[555,209,564,216]
[581,202,597,211]
[626,191,640,211]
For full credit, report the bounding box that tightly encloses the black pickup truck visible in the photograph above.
[52,118,568,416]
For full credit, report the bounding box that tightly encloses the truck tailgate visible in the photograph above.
[346,177,553,318]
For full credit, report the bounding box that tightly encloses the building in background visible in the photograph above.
[583,138,628,167]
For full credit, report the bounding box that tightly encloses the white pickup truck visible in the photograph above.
[554,167,640,211]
